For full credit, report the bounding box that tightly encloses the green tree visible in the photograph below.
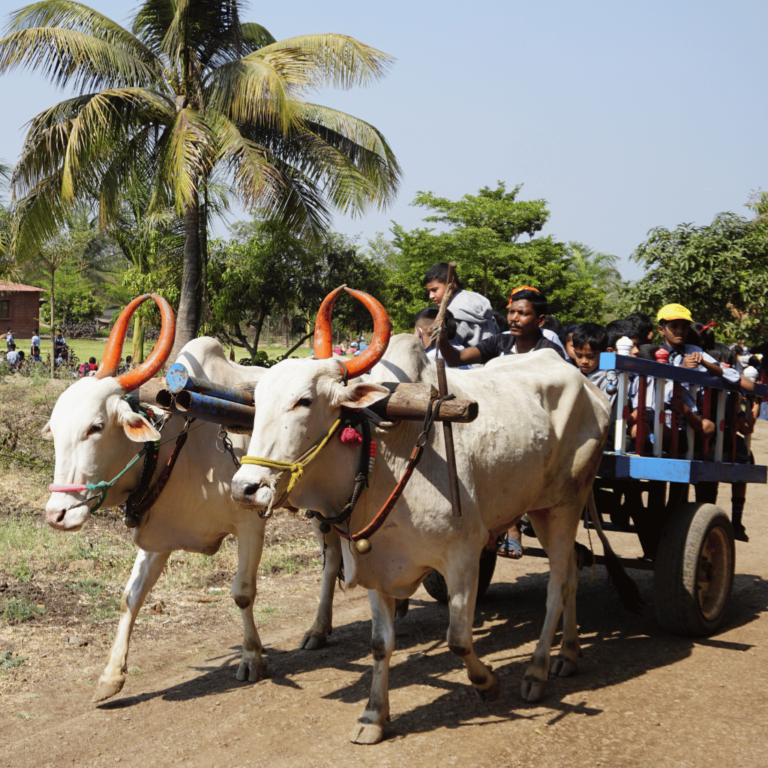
[384,183,607,331]
[207,221,386,361]
[0,0,402,360]
[39,269,102,323]
[566,241,623,316]
[207,220,316,361]
[623,212,768,342]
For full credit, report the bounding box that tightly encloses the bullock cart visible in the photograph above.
[152,350,765,640]
[515,353,766,638]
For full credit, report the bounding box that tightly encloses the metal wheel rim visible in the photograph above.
[697,526,732,621]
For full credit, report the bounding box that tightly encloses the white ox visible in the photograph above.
[231,288,623,744]
[43,295,341,702]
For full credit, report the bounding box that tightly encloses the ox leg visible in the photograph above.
[522,508,581,702]
[350,591,396,745]
[300,520,341,650]
[93,549,170,702]
[444,553,500,702]
[232,518,267,682]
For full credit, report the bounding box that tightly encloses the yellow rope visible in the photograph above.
[241,418,342,499]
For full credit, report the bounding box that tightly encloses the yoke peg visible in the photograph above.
[355,538,372,554]
[319,522,331,534]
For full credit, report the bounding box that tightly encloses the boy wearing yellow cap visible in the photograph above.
[657,304,725,378]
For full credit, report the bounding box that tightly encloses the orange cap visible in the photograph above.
[507,285,540,308]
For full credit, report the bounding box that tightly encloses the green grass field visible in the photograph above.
[9,338,314,363]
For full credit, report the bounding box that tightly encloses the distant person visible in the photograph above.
[423,262,498,347]
[6,328,13,350]
[5,343,19,365]
[30,329,40,356]
[54,329,67,352]
[79,357,98,377]
[30,347,42,363]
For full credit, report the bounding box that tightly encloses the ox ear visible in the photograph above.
[41,421,53,440]
[116,400,161,443]
[335,382,391,410]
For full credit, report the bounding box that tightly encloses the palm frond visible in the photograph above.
[294,102,400,210]
[240,22,276,52]
[157,107,217,211]
[213,112,282,209]
[257,34,394,90]
[0,26,160,90]
[205,53,307,131]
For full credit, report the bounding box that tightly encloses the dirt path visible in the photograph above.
[3,426,768,768]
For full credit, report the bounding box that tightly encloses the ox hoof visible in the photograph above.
[474,669,501,702]
[395,598,410,619]
[350,721,385,745]
[299,631,329,650]
[551,656,578,678]
[521,678,549,702]
[236,659,267,682]
[92,677,125,703]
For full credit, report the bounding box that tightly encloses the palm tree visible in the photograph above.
[0,159,14,279]
[0,0,401,358]
[567,241,623,307]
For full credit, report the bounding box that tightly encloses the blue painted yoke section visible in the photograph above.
[599,453,767,485]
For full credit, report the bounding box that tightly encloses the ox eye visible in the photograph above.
[86,423,104,437]
[295,398,312,409]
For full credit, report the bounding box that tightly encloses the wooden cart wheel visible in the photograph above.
[422,547,498,604]
[653,503,735,637]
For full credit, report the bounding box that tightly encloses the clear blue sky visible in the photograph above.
[1,0,766,281]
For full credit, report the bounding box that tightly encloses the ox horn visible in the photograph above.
[313,285,347,359]
[313,286,390,379]
[96,294,176,393]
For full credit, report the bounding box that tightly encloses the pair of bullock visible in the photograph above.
[44,290,632,744]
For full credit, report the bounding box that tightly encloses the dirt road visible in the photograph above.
[3,426,768,768]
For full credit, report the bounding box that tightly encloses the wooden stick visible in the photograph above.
[431,261,463,518]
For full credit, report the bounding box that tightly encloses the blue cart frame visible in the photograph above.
[581,353,767,636]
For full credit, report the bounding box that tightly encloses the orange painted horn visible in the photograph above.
[342,288,391,379]
[95,294,176,393]
[314,285,346,359]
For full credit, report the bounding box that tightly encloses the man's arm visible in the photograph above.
[437,333,483,367]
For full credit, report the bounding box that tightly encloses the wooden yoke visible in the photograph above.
[431,261,463,518]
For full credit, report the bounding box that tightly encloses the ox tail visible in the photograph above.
[587,492,652,616]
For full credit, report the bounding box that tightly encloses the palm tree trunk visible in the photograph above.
[170,196,201,362]
[49,268,55,379]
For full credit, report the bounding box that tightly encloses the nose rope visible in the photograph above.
[240,418,342,511]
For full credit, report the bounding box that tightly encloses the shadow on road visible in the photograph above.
[97,566,768,741]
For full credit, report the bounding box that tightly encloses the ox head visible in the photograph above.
[231,288,391,512]
[44,294,175,531]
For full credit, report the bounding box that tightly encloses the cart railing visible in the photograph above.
[598,352,767,485]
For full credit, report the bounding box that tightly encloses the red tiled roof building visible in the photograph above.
[0,281,45,338]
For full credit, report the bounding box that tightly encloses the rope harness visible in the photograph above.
[334,395,452,545]
[48,399,192,526]
[240,418,342,518]
[241,394,451,548]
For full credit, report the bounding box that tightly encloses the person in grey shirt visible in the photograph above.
[423,262,498,347]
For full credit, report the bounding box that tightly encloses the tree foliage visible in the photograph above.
[0,0,402,356]
[623,212,768,342]
[206,221,386,362]
[383,183,611,331]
